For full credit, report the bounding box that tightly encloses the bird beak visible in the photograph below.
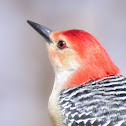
[27,20,53,44]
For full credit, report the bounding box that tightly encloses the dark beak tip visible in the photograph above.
[27,20,36,27]
[27,20,31,25]
[27,20,53,44]
[27,20,30,23]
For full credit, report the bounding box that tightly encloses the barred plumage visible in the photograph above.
[28,23,124,126]
[59,75,126,126]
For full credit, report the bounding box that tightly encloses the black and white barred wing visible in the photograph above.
[59,75,126,126]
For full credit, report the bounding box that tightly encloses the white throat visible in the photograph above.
[48,59,79,125]
[53,68,74,91]
[48,68,75,124]
[51,58,79,93]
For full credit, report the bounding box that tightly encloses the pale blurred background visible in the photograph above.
[0,0,126,126]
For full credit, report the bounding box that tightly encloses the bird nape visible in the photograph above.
[27,20,126,126]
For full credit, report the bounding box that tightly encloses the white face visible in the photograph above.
[47,33,79,73]
[46,33,80,89]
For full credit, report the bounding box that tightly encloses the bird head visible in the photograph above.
[27,20,120,88]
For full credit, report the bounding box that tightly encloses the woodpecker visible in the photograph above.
[27,20,126,126]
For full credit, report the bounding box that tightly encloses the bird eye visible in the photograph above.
[57,40,66,49]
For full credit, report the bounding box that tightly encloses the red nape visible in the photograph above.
[60,30,121,88]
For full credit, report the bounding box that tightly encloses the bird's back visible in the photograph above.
[59,75,126,126]
[27,21,124,126]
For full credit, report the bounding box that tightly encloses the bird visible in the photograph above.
[27,20,126,126]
